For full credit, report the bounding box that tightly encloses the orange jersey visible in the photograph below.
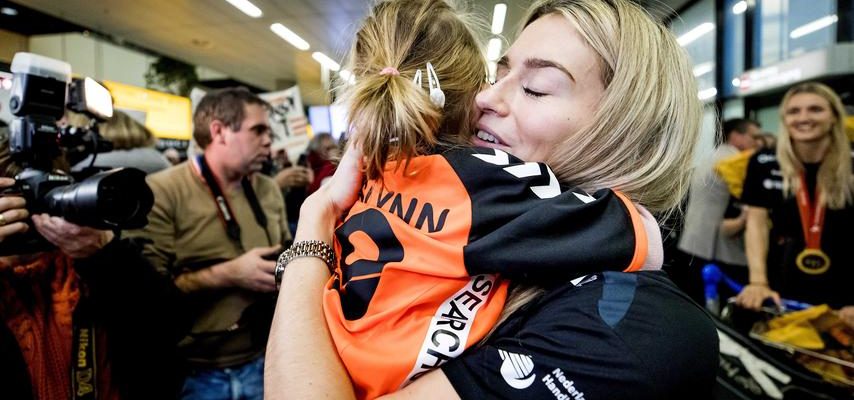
[323,147,647,399]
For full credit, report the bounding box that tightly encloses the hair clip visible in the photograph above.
[426,62,445,109]
[413,69,422,87]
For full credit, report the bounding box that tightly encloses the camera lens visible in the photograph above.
[44,168,153,230]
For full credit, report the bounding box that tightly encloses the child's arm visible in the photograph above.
[445,147,645,280]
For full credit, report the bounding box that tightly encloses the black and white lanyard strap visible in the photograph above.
[197,155,272,250]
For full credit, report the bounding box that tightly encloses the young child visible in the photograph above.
[321,1,656,398]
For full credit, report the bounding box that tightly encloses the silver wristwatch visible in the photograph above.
[275,240,337,290]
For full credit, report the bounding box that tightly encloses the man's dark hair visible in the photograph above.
[193,87,269,149]
[721,118,759,143]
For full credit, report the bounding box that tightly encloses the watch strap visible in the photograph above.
[275,240,336,290]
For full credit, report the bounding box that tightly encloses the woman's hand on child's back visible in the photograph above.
[296,137,363,243]
[317,137,364,217]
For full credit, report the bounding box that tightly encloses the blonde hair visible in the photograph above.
[487,0,703,338]
[99,111,157,150]
[776,82,853,209]
[341,0,487,180]
[525,0,701,215]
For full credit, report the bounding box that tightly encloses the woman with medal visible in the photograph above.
[738,82,854,314]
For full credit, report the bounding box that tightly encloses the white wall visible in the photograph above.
[722,98,745,120]
[27,34,229,90]
[692,105,720,167]
[756,106,781,135]
[29,33,154,87]
[0,83,11,123]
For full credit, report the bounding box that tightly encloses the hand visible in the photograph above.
[31,214,114,259]
[275,166,312,189]
[295,138,363,243]
[0,177,30,242]
[310,138,363,216]
[735,283,781,311]
[838,306,854,329]
[222,245,281,292]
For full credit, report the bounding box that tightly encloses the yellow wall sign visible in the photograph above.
[103,80,192,140]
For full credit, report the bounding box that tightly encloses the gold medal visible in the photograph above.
[795,248,830,275]
[794,172,830,275]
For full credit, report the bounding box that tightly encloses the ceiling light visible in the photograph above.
[790,15,838,39]
[692,62,714,77]
[487,38,502,61]
[270,23,310,50]
[312,52,340,71]
[491,3,507,35]
[488,61,497,82]
[224,0,262,18]
[698,87,717,101]
[1,7,18,16]
[339,69,356,84]
[677,22,715,46]
[731,1,747,15]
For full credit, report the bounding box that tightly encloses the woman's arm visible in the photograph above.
[379,370,459,400]
[264,201,356,399]
[265,139,358,399]
[736,206,781,310]
[719,210,746,237]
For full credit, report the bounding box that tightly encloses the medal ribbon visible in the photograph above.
[796,172,825,249]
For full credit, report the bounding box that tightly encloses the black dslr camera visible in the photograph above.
[1,52,154,255]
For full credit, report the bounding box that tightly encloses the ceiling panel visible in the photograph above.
[10,0,693,104]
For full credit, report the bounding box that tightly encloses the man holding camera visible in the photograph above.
[0,173,188,400]
[130,87,290,400]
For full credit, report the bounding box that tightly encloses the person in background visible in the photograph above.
[738,82,853,317]
[674,118,760,303]
[269,147,311,234]
[128,87,289,400]
[163,147,183,166]
[304,133,339,195]
[72,111,171,174]
[755,132,777,149]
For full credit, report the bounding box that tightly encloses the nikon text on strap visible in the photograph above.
[71,296,96,400]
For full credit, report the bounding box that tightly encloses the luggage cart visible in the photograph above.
[703,264,854,399]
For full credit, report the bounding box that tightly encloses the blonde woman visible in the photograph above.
[266,1,718,399]
[72,110,171,174]
[737,82,854,313]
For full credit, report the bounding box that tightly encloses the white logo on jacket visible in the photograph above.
[473,149,561,199]
[498,349,536,389]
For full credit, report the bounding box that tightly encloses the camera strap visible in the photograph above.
[71,295,97,400]
[196,155,272,249]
